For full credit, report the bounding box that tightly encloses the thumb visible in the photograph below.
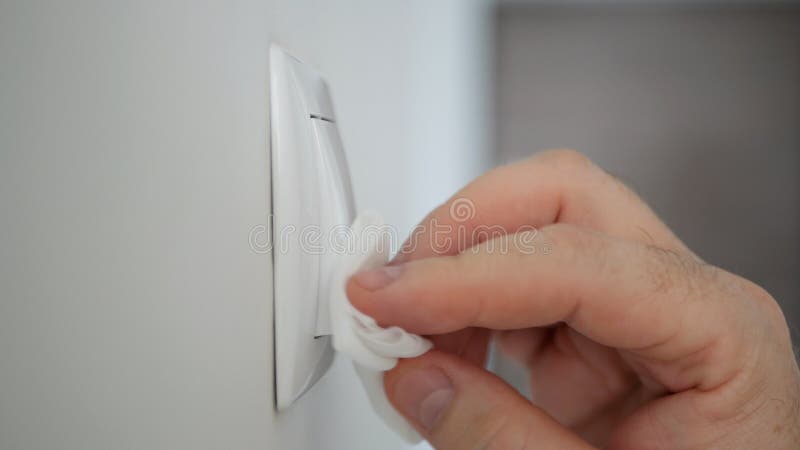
[384,350,595,450]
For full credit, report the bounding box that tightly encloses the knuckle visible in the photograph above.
[739,278,792,341]
[639,244,711,297]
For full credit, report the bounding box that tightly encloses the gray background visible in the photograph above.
[494,4,799,346]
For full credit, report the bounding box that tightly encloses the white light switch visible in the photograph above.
[269,45,356,410]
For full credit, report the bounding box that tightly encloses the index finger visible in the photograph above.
[350,224,751,391]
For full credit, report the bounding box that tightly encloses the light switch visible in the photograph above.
[269,45,356,410]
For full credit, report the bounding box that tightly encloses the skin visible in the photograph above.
[347,150,800,449]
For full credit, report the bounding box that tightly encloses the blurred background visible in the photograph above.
[0,1,796,449]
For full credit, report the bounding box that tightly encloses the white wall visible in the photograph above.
[0,1,492,449]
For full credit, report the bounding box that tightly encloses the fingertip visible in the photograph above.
[382,353,451,433]
[345,275,379,317]
[346,258,469,335]
[386,351,592,450]
[383,352,458,410]
[350,265,404,291]
[345,266,410,328]
[384,351,468,394]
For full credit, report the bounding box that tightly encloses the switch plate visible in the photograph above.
[269,45,356,410]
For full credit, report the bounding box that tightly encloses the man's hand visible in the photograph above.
[347,150,800,449]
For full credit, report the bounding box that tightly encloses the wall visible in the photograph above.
[0,1,492,449]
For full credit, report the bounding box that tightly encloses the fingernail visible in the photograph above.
[351,264,404,291]
[393,367,454,430]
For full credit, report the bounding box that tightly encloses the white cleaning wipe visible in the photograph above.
[329,211,432,443]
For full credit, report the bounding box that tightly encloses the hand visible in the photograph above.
[347,150,800,449]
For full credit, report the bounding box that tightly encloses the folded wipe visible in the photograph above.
[329,211,432,443]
